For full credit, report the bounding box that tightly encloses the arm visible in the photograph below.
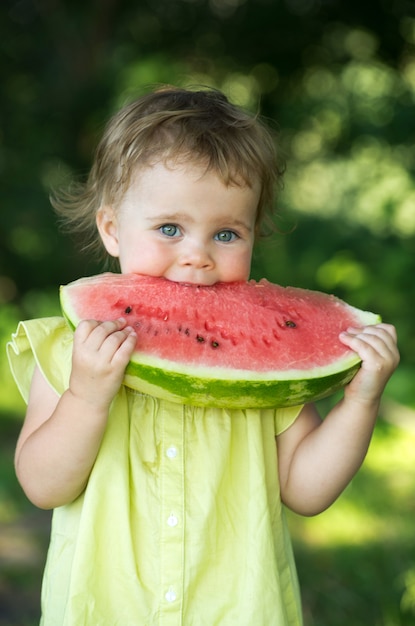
[277,323,399,516]
[15,318,136,509]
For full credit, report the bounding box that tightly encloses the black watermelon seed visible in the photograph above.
[285,320,297,328]
[196,335,205,343]
[125,306,133,314]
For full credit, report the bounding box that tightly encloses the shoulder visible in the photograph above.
[7,317,73,402]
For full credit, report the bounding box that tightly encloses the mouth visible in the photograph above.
[170,279,217,288]
[163,274,218,287]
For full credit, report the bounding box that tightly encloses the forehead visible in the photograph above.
[116,161,259,226]
[117,145,260,190]
[126,157,260,194]
[126,160,260,203]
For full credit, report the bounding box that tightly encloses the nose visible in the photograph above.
[179,241,214,269]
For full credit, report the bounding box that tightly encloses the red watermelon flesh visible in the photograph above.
[60,273,380,408]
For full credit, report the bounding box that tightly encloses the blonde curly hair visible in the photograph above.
[52,85,284,258]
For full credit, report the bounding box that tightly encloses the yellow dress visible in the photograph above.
[8,317,304,626]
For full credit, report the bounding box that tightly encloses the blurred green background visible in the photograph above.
[1,0,415,624]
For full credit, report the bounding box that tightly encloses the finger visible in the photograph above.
[374,322,397,342]
[345,323,397,343]
[102,326,136,357]
[75,319,101,342]
[340,329,388,352]
[110,327,137,366]
[343,322,396,341]
[76,318,128,350]
[339,328,399,369]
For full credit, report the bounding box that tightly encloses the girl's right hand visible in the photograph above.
[69,318,137,409]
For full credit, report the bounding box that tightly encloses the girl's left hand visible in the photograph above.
[339,323,400,404]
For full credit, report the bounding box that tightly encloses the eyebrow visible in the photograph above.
[145,212,195,223]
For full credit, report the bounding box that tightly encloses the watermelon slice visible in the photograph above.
[60,273,380,409]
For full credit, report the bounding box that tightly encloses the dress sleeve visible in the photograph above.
[273,404,304,436]
[6,317,73,403]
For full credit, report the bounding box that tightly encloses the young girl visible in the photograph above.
[7,86,399,626]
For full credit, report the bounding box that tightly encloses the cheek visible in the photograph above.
[224,249,252,281]
[119,238,171,275]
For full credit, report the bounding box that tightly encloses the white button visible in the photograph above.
[166,446,178,459]
[165,588,176,602]
[167,514,178,527]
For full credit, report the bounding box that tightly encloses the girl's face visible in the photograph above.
[97,161,259,286]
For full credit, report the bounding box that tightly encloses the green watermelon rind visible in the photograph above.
[123,354,363,408]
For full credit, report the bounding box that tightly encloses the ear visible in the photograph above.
[96,207,120,258]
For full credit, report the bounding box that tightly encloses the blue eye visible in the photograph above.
[215,230,237,242]
[160,224,180,237]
